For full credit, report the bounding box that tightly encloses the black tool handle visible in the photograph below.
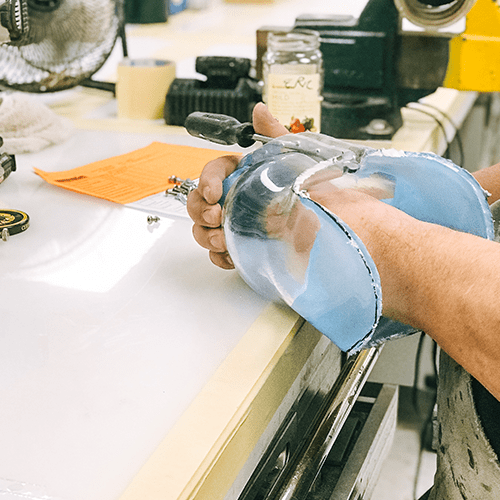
[184,112,256,148]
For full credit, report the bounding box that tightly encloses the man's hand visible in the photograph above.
[186,103,500,401]
[186,103,288,269]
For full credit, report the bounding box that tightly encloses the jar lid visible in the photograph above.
[268,30,320,51]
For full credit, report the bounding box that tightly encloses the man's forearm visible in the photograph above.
[474,162,500,204]
[381,217,500,402]
[309,185,500,400]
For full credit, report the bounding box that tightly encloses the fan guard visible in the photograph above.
[0,0,123,92]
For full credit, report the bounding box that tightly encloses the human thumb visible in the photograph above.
[252,102,289,138]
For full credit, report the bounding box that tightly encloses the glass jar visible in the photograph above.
[263,30,323,133]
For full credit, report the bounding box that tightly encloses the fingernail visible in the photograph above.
[210,232,225,251]
[203,208,219,225]
[203,186,211,201]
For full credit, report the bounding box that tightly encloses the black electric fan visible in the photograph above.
[0,0,127,93]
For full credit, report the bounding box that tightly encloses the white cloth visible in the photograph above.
[0,92,74,154]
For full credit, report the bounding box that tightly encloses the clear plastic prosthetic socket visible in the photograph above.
[221,132,493,352]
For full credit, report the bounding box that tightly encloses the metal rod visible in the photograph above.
[269,346,381,500]
[252,133,272,144]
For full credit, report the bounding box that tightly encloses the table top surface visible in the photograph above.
[0,1,478,499]
[1,124,283,500]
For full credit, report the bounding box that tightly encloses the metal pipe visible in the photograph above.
[269,346,381,500]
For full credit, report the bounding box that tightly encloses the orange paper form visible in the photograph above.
[34,142,231,204]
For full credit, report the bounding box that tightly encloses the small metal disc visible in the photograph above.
[0,209,30,241]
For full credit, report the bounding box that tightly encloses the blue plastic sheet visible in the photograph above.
[222,132,493,352]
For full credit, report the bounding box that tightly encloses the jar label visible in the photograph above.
[267,72,322,133]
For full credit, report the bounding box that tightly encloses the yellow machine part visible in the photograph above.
[444,0,500,91]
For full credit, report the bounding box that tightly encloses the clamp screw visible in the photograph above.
[147,215,160,225]
[169,175,184,185]
[165,178,197,205]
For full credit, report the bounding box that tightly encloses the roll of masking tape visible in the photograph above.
[116,59,176,120]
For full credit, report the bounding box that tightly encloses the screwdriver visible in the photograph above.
[184,112,271,148]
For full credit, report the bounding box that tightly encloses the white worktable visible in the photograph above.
[1,125,280,496]
[0,1,480,499]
